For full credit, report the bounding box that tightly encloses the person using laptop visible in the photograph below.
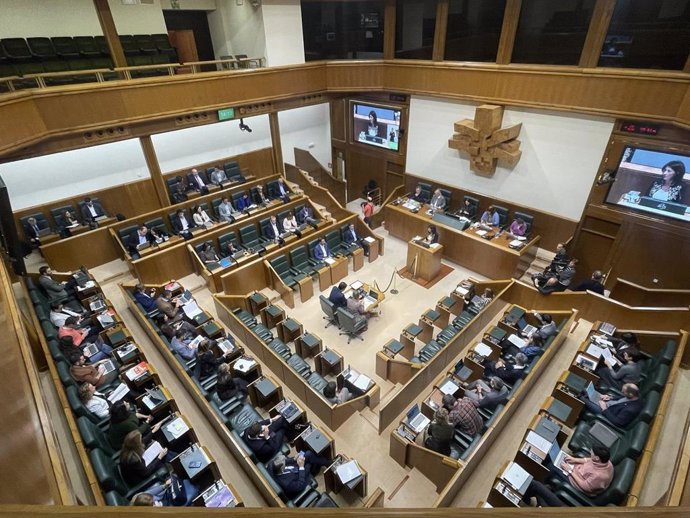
[199,243,221,265]
[223,239,243,258]
[323,381,351,404]
[347,290,379,319]
[442,394,483,436]
[483,353,528,385]
[328,282,348,310]
[49,301,86,328]
[155,290,184,320]
[68,351,117,388]
[582,383,643,428]
[522,444,614,507]
[133,284,157,313]
[424,408,454,456]
[466,287,493,311]
[646,160,685,202]
[59,316,105,346]
[595,348,641,390]
[480,206,500,227]
[127,225,154,259]
[529,312,558,340]
[272,450,331,500]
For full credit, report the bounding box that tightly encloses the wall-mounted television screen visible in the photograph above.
[604,145,690,223]
[352,102,401,152]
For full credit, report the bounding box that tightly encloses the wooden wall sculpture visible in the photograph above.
[448,104,522,175]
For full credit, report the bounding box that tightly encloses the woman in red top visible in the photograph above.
[361,199,374,228]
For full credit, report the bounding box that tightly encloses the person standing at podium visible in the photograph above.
[425,225,439,245]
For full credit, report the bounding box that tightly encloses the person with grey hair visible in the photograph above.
[272,450,330,499]
[484,353,528,385]
[464,376,508,410]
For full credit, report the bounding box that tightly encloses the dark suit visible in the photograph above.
[236,196,252,211]
[187,173,208,193]
[134,290,157,313]
[172,214,195,239]
[484,361,525,385]
[410,191,427,203]
[81,201,105,223]
[274,451,330,499]
[328,286,347,309]
[297,207,315,226]
[344,227,369,254]
[254,189,269,205]
[127,232,154,257]
[265,220,284,241]
[585,397,643,429]
[313,242,331,261]
[26,222,42,243]
[244,417,287,463]
[273,182,290,203]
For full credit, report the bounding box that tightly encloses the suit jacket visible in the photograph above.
[134,291,157,313]
[313,243,331,261]
[328,286,347,309]
[127,232,154,256]
[296,207,313,224]
[410,192,427,203]
[210,169,227,185]
[275,459,309,499]
[254,190,269,205]
[245,419,283,463]
[81,202,105,222]
[172,214,195,234]
[26,223,42,240]
[236,196,252,211]
[484,361,525,385]
[602,398,643,428]
[274,182,290,199]
[477,386,508,410]
[343,228,360,245]
[430,193,446,211]
[187,173,207,191]
[39,274,68,301]
[218,202,236,222]
[155,296,178,319]
[265,220,284,240]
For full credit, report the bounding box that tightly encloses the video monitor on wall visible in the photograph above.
[604,145,690,223]
[352,102,401,152]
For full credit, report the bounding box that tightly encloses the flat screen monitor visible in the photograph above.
[604,146,690,223]
[352,102,401,152]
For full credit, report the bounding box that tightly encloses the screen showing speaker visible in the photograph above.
[352,102,401,152]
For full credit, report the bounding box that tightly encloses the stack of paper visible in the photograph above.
[353,373,371,391]
[143,441,163,466]
[166,417,189,440]
[507,334,527,349]
[336,460,362,484]
[106,383,130,403]
[364,237,375,243]
[324,257,335,265]
[125,361,149,381]
[474,342,493,357]
[525,430,552,455]
[234,358,256,373]
[476,230,488,237]
[183,301,203,319]
[439,379,459,395]
[502,462,532,494]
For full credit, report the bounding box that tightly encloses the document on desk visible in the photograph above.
[125,361,149,381]
[364,237,375,243]
[474,342,493,358]
[507,334,527,350]
[77,280,96,291]
[336,460,362,484]
[115,343,137,359]
[188,335,205,350]
[586,343,605,358]
[475,230,488,237]
[525,430,553,455]
[182,300,203,319]
[166,417,189,440]
[353,373,372,391]
[143,441,163,466]
[429,242,441,249]
[509,239,524,248]
[106,383,130,403]
[591,334,613,347]
[502,462,533,494]
[324,257,335,265]
[350,281,363,290]
[455,285,469,296]
[601,347,620,367]
[233,358,256,373]
[439,379,459,396]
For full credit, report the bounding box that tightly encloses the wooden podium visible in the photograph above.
[406,239,443,282]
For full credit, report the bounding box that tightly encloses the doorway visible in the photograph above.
[163,10,215,64]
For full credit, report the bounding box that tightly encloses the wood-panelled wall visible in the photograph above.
[570,123,690,289]
[403,173,578,252]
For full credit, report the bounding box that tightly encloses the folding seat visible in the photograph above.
[268,338,292,360]
[90,448,165,498]
[554,457,636,506]
[77,417,118,458]
[1,38,32,61]
[133,34,158,55]
[119,35,140,56]
[27,37,57,59]
[74,36,101,57]
[51,37,80,59]
[287,354,311,379]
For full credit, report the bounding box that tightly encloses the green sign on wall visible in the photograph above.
[218,108,235,121]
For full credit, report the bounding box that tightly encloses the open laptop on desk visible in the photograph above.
[549,442,569,476]
[517,317,537,337]
[178,289,193,305]
[405,404,430,434]
[136,241,151,251]
[100,360,117,374]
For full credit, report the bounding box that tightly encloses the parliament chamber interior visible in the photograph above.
[1,0,690,516]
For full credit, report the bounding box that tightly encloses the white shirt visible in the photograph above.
[85,392,109,419]
[651,189,670,201]
[192,174,205,188]
[87,204,98,217]
[138,233,148,245]
[179,215,189,230]
[271,223,280,237]
[278,183,287,196]
[50,308,81,327]
[283,217,297,231]
[193,210,212,226]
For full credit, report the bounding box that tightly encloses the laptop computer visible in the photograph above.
[368,289,379,301]
[219,257,233,268]
[178,290,193,305]
[82,343,99,358]
[90,298,106,312]
[638,196,688,215]
[100,360,116,374]
[405,404,430,433]
[585,381,600,402]
[136,241,150,251]
[517,317,537,337]
[549,442,569,475]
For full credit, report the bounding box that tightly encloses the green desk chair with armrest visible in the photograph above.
[554,457,636,506]
[90,448,168,500]
[337,307,367,343]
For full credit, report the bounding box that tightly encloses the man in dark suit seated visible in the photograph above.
[571,270,606,295]
[273,178,291,203]
[313,238,331,262]
[171,209,195,240]
[126,225,154,259]
[25,217,43,247]
[297,205,317,227]
[81,197,106,227]
[272,451,330,500]
[483,354,528,385]
[187,169,209,194]
[343,222,370,255]
[236,193,254,211]
[410,185,427,203]
[582,383,643,429]
[265,215,284,244]
[244,415,290,463]
[133,284,157,313]
[254,185,270,206]
[38,266,71,301]
[459,199,477,219]
[328,282,348,309]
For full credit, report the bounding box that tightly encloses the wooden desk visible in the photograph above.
[277,318,303,344]
[261,305,285,329]
[249,292,269,316]
[386,203,540,279]
[297,275,313,303]
[329,256,348,285]
[352,247,364,272]
[138,235,183,257]
[324,455,368,499]
[399,323,423,359]
[248,376,282,409]
[406,239,442,282]
[367,238,379,263]
[317,265,332,292]
[295,332,322,358]
[316,348,344,377]
[295,426,334,459]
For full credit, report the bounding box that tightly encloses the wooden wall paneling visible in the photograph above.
[268,112,284,175]
[293,149,347,206]
[609,278,690,308]
[347,149,386,202]
[41,228,119,271]
[578,0,617,68]
[383,0,397,60]
[93,0,126,68]
[432,0,449,62]
[496,0,522,65]
[330,99,346,143]
[569,226,617,287]
[139,136,170,208]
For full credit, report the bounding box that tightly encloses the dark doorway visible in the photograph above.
[163,10,215,63]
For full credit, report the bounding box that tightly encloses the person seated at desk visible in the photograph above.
[323,381,351,404]
[172,209,195,240]
[192,205,214,228]
[344,222,370,255]
[218,197,238,224]
[572,270,605,295]
[429,189,446,213]
[410,185,426,203]
[209,165,228,186]
[281,210,301,238]
[215,363,248,401]
[188,168,209,194]
[25,217,43,247]
[244,415,291,463]
[529,312,558,340]
[265,215,285,244]
[424,224,439,245]
[127,225,155,258]
[611,332,638,359]
[459,199,476,220]
[50,301,85,328]
[272,451,331,500]
[149,226,169,244]
[442,394,483,436]
[254,185,270,206]
[274,178,291,203]
[223,240,244,257]
[595,348,641,390]
[347,290,379,319]
[509,217,527,237]
[195,339,230,378]
[328,281,348,309]
[582,383,643,429]
[464,376,508,410]
[156,313,197,341]
[119,429,175,484]
[480,206,500,227]
[198,243,220,265]
[466,288,493,311]
[81,197,107,227]
[68,351,117,388]
[107,400,159,450]
[484,354,528,385]
[545,242,569,274]
[59,210,81,237]
[236,192,254,211]
[79,382,111,419]
[534,259,577,294]
[58,316,104,347]
[39,266,71,301]
[155,290,183,320]
[171,328,200,361]
[172,175,189,204]
[522,444,613,507]
[646,160,685,202]
[361,198,374,228]
[424,408,454,456]
[313,237,332,261]
[297,205,317,226]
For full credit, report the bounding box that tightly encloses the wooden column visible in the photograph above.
[139,136,170,208]
[93,0,127,68]
[269,112,285,175]
[383,0,396,60]
[432,0,449,62]
[579,0,617,68]
[496,0,522,65]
